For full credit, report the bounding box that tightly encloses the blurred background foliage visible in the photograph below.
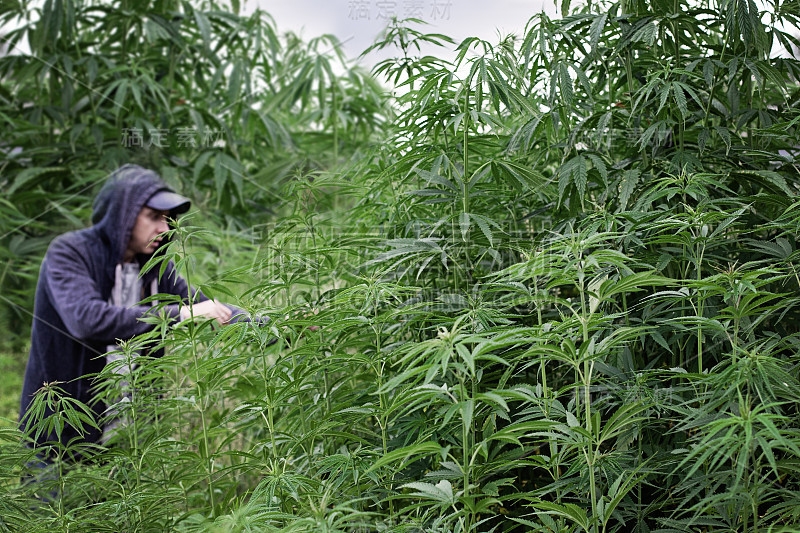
[0,0,388,348]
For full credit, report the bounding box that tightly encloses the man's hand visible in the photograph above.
[179,299,233,326]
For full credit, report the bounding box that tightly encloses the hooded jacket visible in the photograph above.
[20,165,215,447]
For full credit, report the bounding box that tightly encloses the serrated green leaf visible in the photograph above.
[589,13,608,53]
[471,214,494,246]
[574,155,587,197]
[673,82,688,118]
[618,169,641,211]
[559,62,573,106]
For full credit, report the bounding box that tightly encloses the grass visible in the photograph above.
[0,348,26,428]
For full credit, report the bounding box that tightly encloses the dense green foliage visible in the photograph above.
[2,0,800,531]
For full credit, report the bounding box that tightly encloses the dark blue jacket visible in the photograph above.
[20,165,220,447]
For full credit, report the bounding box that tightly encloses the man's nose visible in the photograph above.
[157,218,169,233]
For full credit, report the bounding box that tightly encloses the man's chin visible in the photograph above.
[142,243,164,257]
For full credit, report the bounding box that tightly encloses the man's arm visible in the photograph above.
[45,237,182,344]
[158,261,247,326]
[179,299,232,325]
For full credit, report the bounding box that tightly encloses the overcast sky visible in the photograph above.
[243,0,557,65]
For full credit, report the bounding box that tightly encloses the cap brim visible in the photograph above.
[146,190,191,215]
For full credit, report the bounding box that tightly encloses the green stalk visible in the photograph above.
[279,249,310,445]
[0,261,11,293]
[577,259,599,531]
[694,236,706,373]
[741,398,751,532]
[460,83,473,294]
[533,273,548,394]
[126,344,141,486]
[459,374,472,531]
[332,81,339,165]
[56,449,65,520]
[637,426,643,526]
[679,238,689,370]
[259,390,278,460]
[751,451,759,533]
[576,255,587,416]
[307,217,332,421]
[179,233,217,516]
[584,362,598,532]
[672,0,680,67]
[373,299,396,522]
[462,85,469,190]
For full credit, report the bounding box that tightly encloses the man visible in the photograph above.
[19,164,241,449]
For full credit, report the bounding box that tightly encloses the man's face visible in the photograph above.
[125,206,170,261]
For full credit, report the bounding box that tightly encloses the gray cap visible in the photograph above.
[146,189,191,215]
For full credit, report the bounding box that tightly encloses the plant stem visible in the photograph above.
[179,231,217,516]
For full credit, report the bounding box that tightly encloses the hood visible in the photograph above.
[91,164,180,265]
